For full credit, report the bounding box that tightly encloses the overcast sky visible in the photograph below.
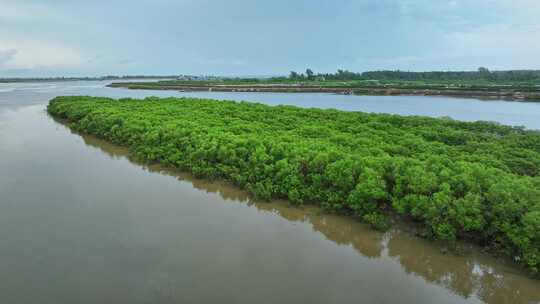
[1,0,539,77]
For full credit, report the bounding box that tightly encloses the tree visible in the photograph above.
[306,68,315,80]
[478,67,490,74]
[289,71,299,80]
[478,67,491,79]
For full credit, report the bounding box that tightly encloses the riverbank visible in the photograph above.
[47,95,540,274]
[108,82,540,101]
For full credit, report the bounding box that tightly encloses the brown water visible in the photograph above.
[0,82,539,303]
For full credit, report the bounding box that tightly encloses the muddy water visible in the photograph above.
[0,81,539,303]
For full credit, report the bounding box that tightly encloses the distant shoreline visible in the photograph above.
[0,77,176,84]
[108,82,540,101]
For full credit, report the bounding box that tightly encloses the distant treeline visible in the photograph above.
[286,68,540,82]
[7,69,540,84]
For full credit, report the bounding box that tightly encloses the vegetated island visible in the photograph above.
[48,96,540,274]
[108,68,540,101]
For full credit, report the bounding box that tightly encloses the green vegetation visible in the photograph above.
[110,68,540,100]
[48,96,540,273]
[290,67,540,84]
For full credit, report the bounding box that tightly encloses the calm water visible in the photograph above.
[1,81,539,304]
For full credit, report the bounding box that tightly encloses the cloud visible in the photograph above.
[1,0,540,76]
[0,1,34,21]
[354,23,540,71]
[86,54,104,64]
[0,39,84,70]
[0,49,18,67]
[0,0,71,24]
[117,59,135,65]
[0,0,85,74]
[441,24,540,69]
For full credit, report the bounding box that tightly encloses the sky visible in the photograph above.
[1,0,539,77]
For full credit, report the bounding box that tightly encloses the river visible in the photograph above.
[1,81,539,304]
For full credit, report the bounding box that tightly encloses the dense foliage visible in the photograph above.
[288,68,540,84]
[48,96,540,273]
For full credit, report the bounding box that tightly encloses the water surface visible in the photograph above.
[1,81,539,303]
[2,80,540,129]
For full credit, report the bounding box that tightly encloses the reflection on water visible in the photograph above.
[79,131,540,304]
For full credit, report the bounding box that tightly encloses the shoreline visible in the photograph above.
[108,82,540,101]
